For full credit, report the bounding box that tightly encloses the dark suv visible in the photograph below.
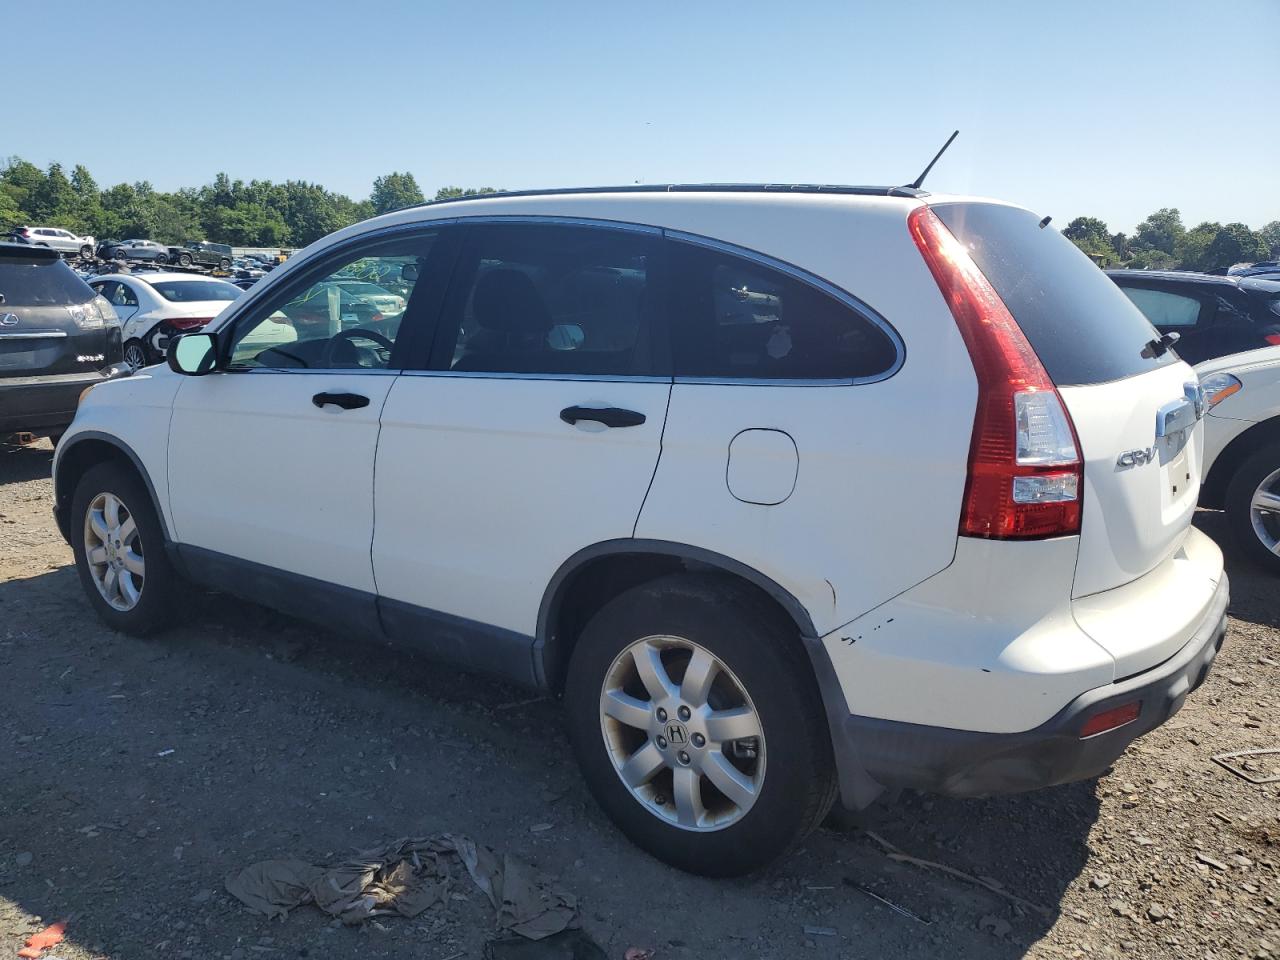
[1107,269,1280,365]
[175,241,233,271]
[0,243,128,442]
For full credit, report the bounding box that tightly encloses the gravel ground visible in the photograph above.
[1,437,1277,960]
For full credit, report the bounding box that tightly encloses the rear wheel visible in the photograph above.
[71,461,178,635]
[565,574,836,876]
[155,253,169,265]
[123,339,149,369]
[79,244,93,259]
[1226,442,1280,575]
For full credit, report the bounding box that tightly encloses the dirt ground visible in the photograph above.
[1,437,1277,960]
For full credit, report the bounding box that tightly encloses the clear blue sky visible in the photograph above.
[5,0,1277,233]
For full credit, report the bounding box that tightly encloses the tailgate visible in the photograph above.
[1060,363,1203,597]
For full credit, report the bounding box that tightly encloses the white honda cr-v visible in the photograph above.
[52,184,1229,875]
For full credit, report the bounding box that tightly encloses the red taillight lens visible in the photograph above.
[1079,701,1141,739]
[908,206,1083,539]
[1264,333,1280,346]
[169,317,212,331]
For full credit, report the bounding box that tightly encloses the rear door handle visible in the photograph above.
[559,405,646,428]
[312,391,369,410]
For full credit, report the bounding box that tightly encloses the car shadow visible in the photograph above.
[0,563,1098,959]
[0,439,53,487]
[1194,508,1278,628]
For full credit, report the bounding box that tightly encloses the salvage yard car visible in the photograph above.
[1197,346,1280,575]
[11,225,96,259]
[0,242,126,442]
[52,185,1229,875]
[110,239,171,263]
[175,241,233,271]
[89,273,242,368]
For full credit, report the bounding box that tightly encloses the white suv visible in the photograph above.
[52,185,1229,875]
[14,225,95,259]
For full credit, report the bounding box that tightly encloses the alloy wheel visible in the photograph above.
[83,491,145,611]
[599,635,765,832]
[124,342,147,368]
[1250,467,1280,556]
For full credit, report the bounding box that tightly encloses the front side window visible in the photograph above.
[1118,286,1203,328]
[228,232,435,370]
[434,223,659,377]
[668,242,900,380]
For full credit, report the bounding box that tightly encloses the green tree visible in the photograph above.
[1175,222,1222,272]
[1203,223,1270,272]
[434,186,500,201]
[1132,208,1184,255]
[1258,221,1280,260]
[370,172,425,215]
[1063,216,1118,265]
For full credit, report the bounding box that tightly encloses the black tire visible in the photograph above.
[1224,441,1280,575]
[178,253,193,267]
[218,257,231,271]
[71,461,178,635]
[565,574,837,876]
[155,253,168,265]
[123,339,150,369]
[113,247,127,260]
[79,244,93,259]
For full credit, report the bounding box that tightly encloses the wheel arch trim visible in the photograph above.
[54,430,171,543]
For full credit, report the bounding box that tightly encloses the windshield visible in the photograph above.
[149,279,241,302]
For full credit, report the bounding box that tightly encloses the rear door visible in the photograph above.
[372,220,671,652]
[933,203,1203,598]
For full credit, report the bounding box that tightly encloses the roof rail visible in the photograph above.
[413,182,929,211]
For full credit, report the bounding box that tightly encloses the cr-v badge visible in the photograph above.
[1117,446,1158,469]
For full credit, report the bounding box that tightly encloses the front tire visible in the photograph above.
[218,257,231,271]
[565,574,836,876]
[1225,442,1280,575]
[79,244,93,259]
[71,461,178,635]
[178,253,193,267]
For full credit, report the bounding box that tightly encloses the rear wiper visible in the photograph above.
[1141,331,1180,359]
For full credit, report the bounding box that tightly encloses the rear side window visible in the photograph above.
[1117,286,1204,327]
[148,279,241,302]
[668,241,900,381]
[933,203,1178,386]
[0,258,93,306]
[436,223,660,377]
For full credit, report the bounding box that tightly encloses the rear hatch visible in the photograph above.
[933,202,1214,669]
[0,245,122,378]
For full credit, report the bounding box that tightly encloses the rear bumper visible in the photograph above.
[833,572,1228,799]
[0,366,130,436]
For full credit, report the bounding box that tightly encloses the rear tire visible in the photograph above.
[79,244,93,259]
[123,339,150,369]
[565,574,836,876]
[155,254,169,265]
[71,461,178,635]
[1225,441,1280,575]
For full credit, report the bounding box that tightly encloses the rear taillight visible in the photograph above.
[908,206,1083,539]
[169,317,212,331]
[1264,333,1280,346]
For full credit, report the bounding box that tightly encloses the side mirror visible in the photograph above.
[168,332,219,375]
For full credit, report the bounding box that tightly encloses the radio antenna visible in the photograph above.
[908,130,959,190]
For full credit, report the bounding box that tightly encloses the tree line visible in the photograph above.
[1063,208,1279,273]
[0,157,496,249]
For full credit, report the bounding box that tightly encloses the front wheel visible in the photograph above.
[565,574,836,876]
[71,461,178,634]
[178,253,193,267]
[218,257,231,271]
[155,253,168,265]
[1225,442,1280,575]
[79,244,93,259]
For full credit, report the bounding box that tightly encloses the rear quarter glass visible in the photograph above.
[932,202,1179,387]
[0,257,95,306]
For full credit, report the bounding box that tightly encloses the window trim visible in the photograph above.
[214,221,456,375]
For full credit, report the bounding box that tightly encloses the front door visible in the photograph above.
[373,220,671,662]
[166,226,445,625]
